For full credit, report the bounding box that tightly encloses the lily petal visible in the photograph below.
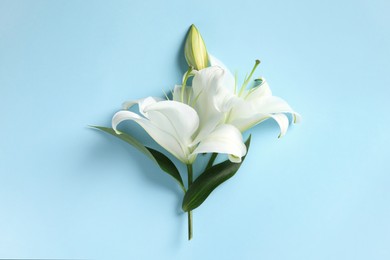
[245,80,273,100]
[209,55,235,92]
[271,113,290,138]
[143,100,199,148]
[172,85,194,105]
[192,66,233,127]
[229,112,290,138]
[251,96,296,115]
[192,124,247,163]
[112,110,188,162]
[122,97,163,110]
[228,80,300,136]
[192,114,223,145]
[112,99,200,163]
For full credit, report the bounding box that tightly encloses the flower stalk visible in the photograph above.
[187,164,193,240]
[205,153,218,170]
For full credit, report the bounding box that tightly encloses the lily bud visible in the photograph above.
[184,24,209,70]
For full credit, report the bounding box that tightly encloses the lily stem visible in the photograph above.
[206,153,218,170]
[186,164,193,240]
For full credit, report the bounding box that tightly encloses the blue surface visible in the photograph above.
[1,0,389,259]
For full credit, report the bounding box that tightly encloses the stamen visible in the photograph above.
[187,87,192,105]
[162,89,170,100]
[238,59,261,96]
[191,89,204,107]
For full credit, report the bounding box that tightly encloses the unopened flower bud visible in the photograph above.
[184,24,209,70]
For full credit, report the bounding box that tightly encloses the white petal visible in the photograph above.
[112,110,187,162]
[122,97,163,110]
[228,82,300,136]
[172,85,194,104]
[251,96,296,115]
[138,97,160,118]
[228,154,242,163]
[247,81,300,125]
[229,113,290,138]
[251,96,300,129]
[245,80,272,100]
[112,100,200,163]
[228,113,268,132]
[143,100,199,148]
[192,114,223,145]
[172,85,182,102]
[270,113,289,138]
[192,66,234,128]
[192,124,247,163]
[209,55,235,91]
[122,100,139,110]
[293,113,302,124]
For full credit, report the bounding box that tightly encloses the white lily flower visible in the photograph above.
[112,97,247,164]
[174,56,300,137]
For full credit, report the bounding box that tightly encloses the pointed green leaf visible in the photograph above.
[91,126,185,192]
[182,136,251,212]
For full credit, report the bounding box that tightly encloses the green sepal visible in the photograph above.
[182,135,252,212]
[91,126,185,192]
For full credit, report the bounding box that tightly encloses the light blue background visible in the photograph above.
[1,0,389,259]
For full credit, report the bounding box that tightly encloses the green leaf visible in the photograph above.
[91,126,185,192]
[182,135,252,212]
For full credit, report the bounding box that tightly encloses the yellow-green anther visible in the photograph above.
[184,24,209,70]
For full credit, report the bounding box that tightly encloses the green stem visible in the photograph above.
[186,164,193,240]
[181,66,193,103]
[205,153,218,170]
[187,210,193,240]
